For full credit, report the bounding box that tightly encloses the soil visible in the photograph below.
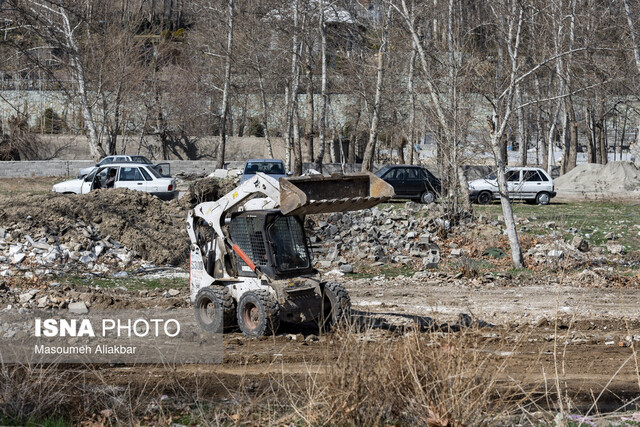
[555,161,640,199]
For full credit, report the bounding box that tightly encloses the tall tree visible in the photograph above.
[215,0,234,169]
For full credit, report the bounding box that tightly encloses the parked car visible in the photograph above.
[468,167,556,205]
[241,159,289,182]
[78,155,169,179]
[54,162,178,200]
[374,164,441,204]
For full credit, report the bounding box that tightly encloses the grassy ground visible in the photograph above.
[475,200,640,252]
[0,177,68,197]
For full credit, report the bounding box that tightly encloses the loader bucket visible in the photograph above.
[279,172,395,216]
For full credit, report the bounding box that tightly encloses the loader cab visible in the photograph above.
[228,210,314,279]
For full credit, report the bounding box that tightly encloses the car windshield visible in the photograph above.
[268,216,310,271]
[131,156,151,164]
[244,161,285,175]
[374,166,391,177]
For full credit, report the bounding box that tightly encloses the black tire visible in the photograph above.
[477,191,492,205]
[536,192,551,206]
[320,282,351,332]
[420,190,436,204]
[194,286,235,333]
[237,290,280,338]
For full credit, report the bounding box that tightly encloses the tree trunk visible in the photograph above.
[303,47,314,163]
[491,111,524,268]
[586,108,595,163]
[256,59,274,158]
[516,84,526,166]
[314,1,327,172]
[362,5,391,172]
[599,118,607,165]
[60,6,105,161]
[215,0,233,170]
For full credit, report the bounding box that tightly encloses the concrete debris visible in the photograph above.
[307,204,460,271]
[339,264,354,274]
[68,301,89,314]
[606,243,625,255]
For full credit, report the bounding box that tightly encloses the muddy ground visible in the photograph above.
[2,176,640,423]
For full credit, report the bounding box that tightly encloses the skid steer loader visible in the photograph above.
[187,172,394,337]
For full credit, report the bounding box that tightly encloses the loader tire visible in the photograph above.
[194,286,236,333]
[320,282,351,332]
[237,290,280,338]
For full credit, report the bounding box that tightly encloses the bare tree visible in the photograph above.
[361,3,392,172]
[215,0,234,169]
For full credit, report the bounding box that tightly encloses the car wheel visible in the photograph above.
[420,191,436,204]
[536,192,550,206]
[477,191,492,205]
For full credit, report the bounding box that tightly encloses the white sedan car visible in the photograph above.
[468,167,556,205]
[53,163,178,200]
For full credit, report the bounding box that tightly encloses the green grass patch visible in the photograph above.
[475,201,640,252]
[57,275,187,291]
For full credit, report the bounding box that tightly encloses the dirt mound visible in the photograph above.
[178,176,237,208]
[0,189,189,266]
[555,161,640,195]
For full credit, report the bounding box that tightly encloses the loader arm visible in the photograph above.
[188,172,281,241]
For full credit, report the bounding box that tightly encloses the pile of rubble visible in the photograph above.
[0,189,191,278]
[307,202,469,272]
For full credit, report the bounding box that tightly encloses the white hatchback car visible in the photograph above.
[468,167,556,205]
[53,162,178,200]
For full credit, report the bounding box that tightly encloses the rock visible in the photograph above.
[37,296,48,308]
[19,292,35,304]
[572,236,589,252]
[33,242,51,250]
[113,271,128,278]
[406,231,417,239]
[326,246,339,261]
[450,248,462,256]
[11,253,26,264]
[68,301,88,314]
[317,260,332,268]
[168,289,180,297]
[209,169,228,179]
[305,334,319,343]
[339,264,353,274]
[606,243,625,255]
[547,250,564,258]
[422,244,440,268]
[325,269,345,277]
[605,232,615,240]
